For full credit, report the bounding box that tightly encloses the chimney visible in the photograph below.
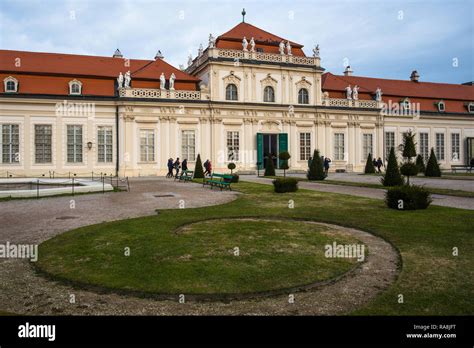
[154,50,164,60]
[113,49,123,58]
[344,66,353,76]
[410,70,420,82]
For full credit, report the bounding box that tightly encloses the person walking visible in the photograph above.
[166,158,174,178]
[203,159,210,176]
[207,160,212,176]
[181,159,188,174]
[323,157,331,176]
[173,157,180,178]
[376,157,383,173]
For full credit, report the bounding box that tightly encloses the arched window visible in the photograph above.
[226,84,238,101]
[298,88,309,104]
[69,79,83,95]
[4,77,18,93]
[263,86,275,102]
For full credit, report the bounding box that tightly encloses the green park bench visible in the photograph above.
[450,165,472,173]
[203,173,233,190]
[175,170,194,182]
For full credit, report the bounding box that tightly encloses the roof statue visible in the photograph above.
[123,71,131,88]
[279,41,285,55]
[169,73,176,90]
[250,37,255,52]
[160,72,166,90]
[312,44,320,58]
[242,36,248,51]
[345,85,352,99]
[353,85,359,100]
[286,41,292,56]
[117,72,124,89]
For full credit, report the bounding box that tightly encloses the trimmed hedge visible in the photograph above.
[385,185,432,210]
[307,149,326,180]
[272,178,298,193]
[194,154,204,179]
[364,153,376,174]
[425,148,441,177]
[264,156,276,177]
[382,147,404,186]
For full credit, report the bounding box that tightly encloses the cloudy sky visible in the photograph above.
[1,0,473,83]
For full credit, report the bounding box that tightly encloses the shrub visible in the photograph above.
[194,154,204,179]
[279,151,291,177]
[400,162,419,184]
[230,174,239,183]
[381,147,404,186]
[385,185,432,210]
[416,155,425,173]
[227,162,236,174]
[425,148,441,177]
[272,178,298,193]
[402,130,417,159]
[364,153,376,174]
[307,149,325,180]
[264,156,276,177]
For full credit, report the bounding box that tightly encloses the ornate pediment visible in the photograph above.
[296,76,312,89]
[260,73,278,88]
[223,71,241,86]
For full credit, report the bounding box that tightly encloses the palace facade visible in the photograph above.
[1,20,473,177]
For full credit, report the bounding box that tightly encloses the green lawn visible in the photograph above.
[36,181,474,315]
[36,218,358,295]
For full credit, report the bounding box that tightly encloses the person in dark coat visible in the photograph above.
[376,157,383,173]
[173,158,180,178]
[204,159,210,176]
[166,158,174,178]
[323,157,332,176]
[181,159,188,174]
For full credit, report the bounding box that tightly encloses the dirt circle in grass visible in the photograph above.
[36,218,366,300]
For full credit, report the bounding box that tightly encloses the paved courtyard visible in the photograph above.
[0,176,399,316]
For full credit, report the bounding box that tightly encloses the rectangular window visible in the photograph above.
[451,133,460,161]
[299,133,311,161]
[67,125,83,163]
[35,125,52,163]
[435,133,445,161]
[98,126,113,163]
[140,129,155,162]
[334,133,345,161]
[362,134,373,160]
[1,124,20,163]
[227,131,239,161]
[385,132,395,160]
[181,130,196,161]
[419,132,429,162]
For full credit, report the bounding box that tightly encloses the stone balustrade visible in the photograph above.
[186,47,321,73]
[118,88,204,100]
[322,98,380,109]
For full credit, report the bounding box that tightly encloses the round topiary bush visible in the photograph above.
[385,185,432,210]
[227,162,236,174]
[272,178,298,193]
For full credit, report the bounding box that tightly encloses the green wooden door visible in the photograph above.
[257,133,263,169]
[278,133,288,168]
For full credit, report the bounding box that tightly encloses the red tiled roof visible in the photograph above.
[216,22,306,56]
[322,72,474,113]
[0,49,199,82]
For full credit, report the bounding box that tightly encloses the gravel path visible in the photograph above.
[241,176,474,210]
[0,177,399,315]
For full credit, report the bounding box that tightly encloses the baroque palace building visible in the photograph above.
[1,17,473,177]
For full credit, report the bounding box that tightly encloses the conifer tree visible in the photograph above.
[194,154,204,178]
[416,154,425,173]
[364,153,376,174]
[425,148,442,177]
[307,149,325,180]
[264,155,276,177]
[382,147,404,186]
